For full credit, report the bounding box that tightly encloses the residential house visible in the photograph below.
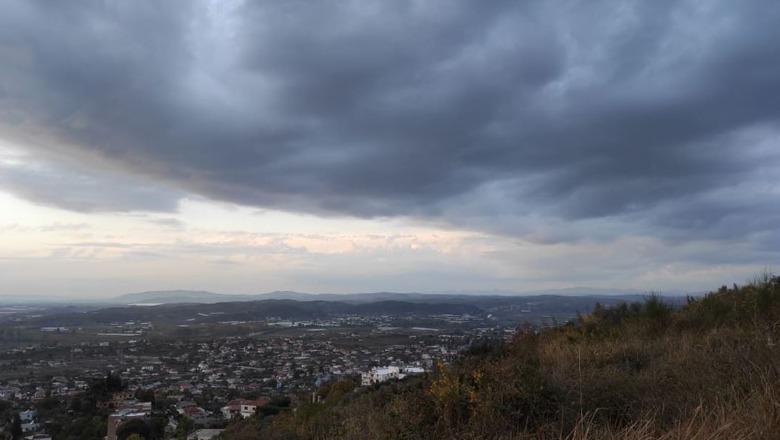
[220,398,270,419]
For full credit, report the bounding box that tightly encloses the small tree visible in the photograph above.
[10,413,22,440]
[174,416,195,440]
[116,418,150,440]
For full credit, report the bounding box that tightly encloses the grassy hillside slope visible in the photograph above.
[219,275,780,439]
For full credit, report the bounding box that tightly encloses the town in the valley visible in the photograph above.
[0,304,550,440]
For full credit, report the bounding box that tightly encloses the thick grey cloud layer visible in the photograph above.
[1,0,779,243]
[0,161,182,213]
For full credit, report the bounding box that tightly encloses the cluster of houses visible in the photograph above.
[0,376,89,402]
[92,329,466,399]
[104,396,271,440]
[0,315,515,439]
[0,327,485,402]
[0,409,51,440]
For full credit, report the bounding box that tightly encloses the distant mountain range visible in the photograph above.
[27,299,486,327]
[113,287,655,305]
[11,288,690,328]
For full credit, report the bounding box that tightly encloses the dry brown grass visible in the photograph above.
[497,379,780,440]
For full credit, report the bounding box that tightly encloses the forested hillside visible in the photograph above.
[219,274,780,439]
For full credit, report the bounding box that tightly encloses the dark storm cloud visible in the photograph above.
[0,160,182,213]
[1,0,779,242]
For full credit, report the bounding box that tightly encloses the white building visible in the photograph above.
[361,366,400,386]
[361,365,427,386]
[403,366,425,375]
[19,409,37,422]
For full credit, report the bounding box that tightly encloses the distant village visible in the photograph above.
[0,313,515,439]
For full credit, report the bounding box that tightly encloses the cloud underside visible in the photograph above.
[1,0,779,243]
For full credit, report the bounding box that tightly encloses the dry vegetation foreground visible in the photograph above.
[219,275,780,440]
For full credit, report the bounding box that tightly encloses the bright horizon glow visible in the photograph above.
[0,188,764,299]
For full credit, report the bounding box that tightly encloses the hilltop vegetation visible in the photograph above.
[220,274,780,439]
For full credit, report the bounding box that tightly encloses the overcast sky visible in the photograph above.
[1,0,779,298]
